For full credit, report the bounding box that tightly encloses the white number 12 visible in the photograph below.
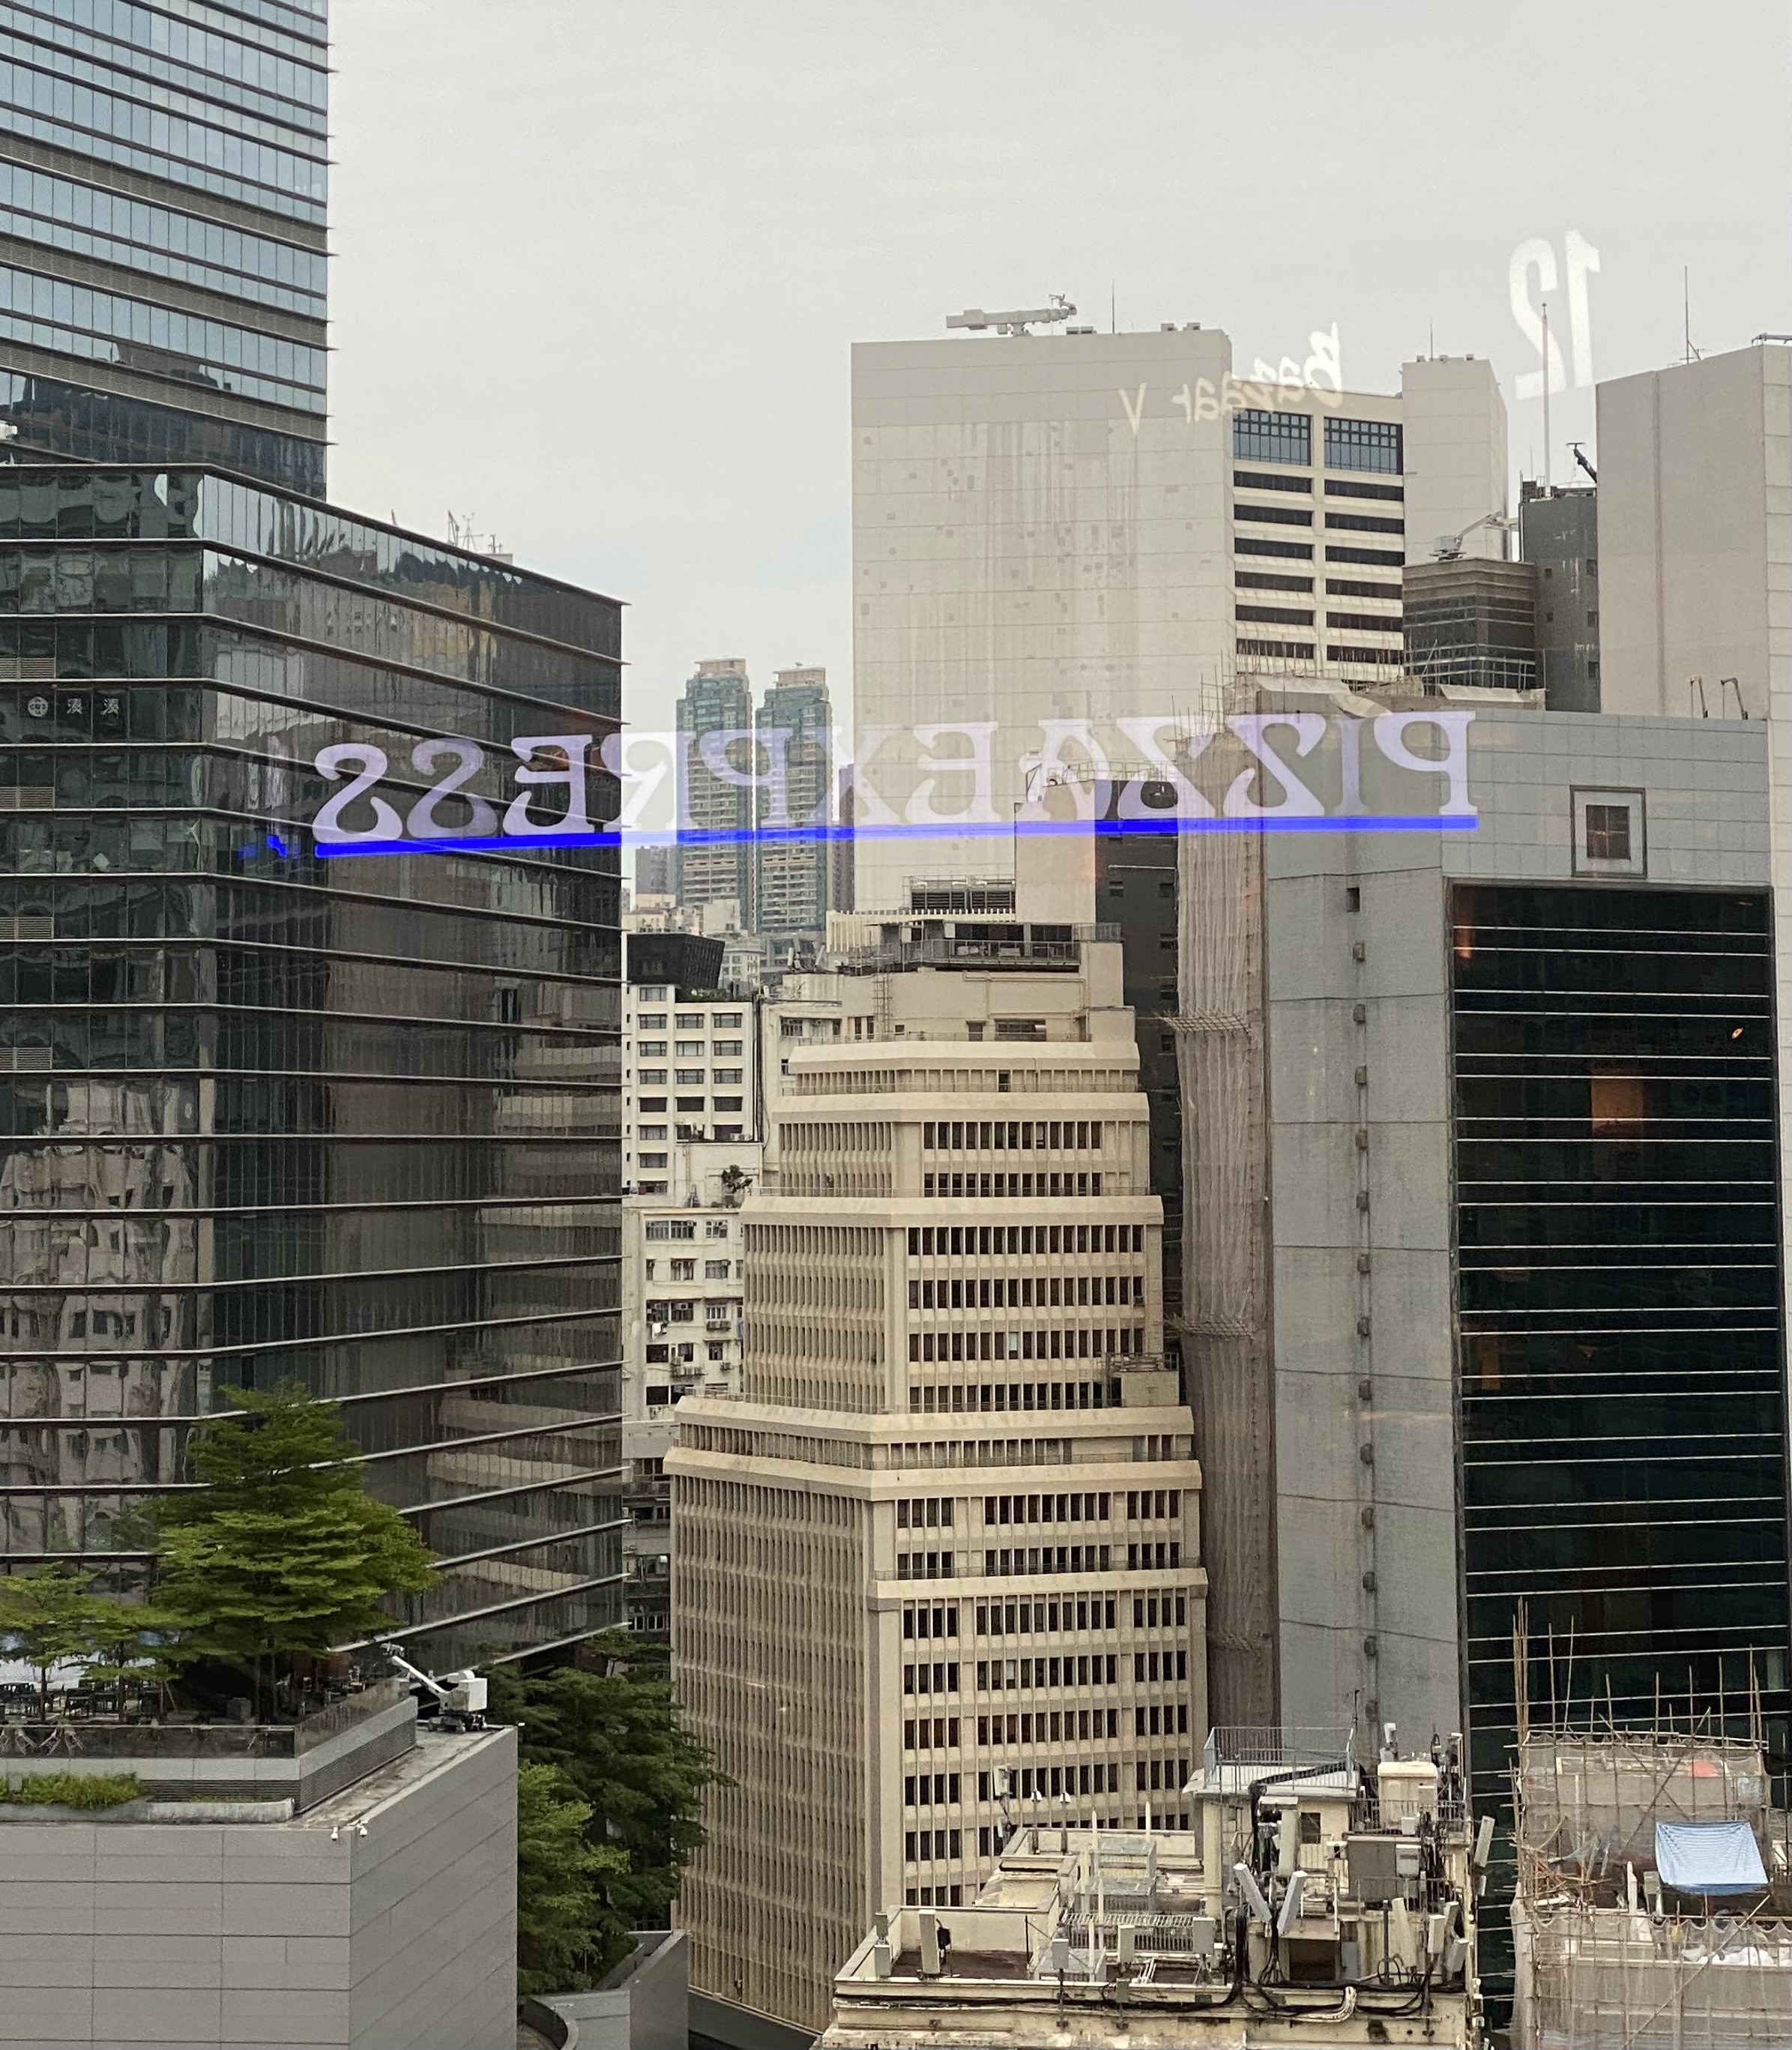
[1510,229,1599,400]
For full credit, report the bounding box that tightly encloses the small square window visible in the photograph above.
[1572,789,1646,877]
[1584,804,1630,862]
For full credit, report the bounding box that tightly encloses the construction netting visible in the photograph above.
[1512,1899,1792,2050]
[1515,1732,1769,1873]
[1512,1732,1792,2049]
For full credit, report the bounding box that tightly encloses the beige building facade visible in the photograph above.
[669,948,1204,2032]
[849,323,1508,906]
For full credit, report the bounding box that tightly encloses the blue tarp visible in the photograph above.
[1654,1820,1767,1897]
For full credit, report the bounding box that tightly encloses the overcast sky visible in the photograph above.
[329,1,1792,735]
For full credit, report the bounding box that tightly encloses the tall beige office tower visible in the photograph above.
[669,935,1204,2031]
[850,319,1507,907]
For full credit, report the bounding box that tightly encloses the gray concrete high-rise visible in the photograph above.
[1173,690,1790,2013]
[1519,482,1600,711]
[0,0,330,495]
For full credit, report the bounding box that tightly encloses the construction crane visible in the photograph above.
[378,1641,489,1731]
[946,295,1075,337]
[1569,441,1598,483]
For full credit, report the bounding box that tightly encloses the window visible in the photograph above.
[1237,603,1315,626]
[713,1095,743,1110]
[1325,477,1404,501]
[1326,644,1402,666]
[639,986,668,1001]
[639,1068,667,1085]
[1326,611,1401,634]
[1326,579,1402,600]
[1232,468,1309,492]
[1324,416,1403,474]
[676,1040,705,1055]
[714,1067,743,1083]
[1235,536,1312,560]
[639,1096,667,1112]
[715,1012,743,1027]
[637,1013,667,1028]
[1237,638,1315,660]
[1325,546,1403,568]
[705,1260,731,1279]
[1326,510,1405,535]
[639,1124,668,1139]
[706,1220,729,1239]
[645,1220,696,1240]
[1234,500,1312,527]
[714,1040,743,1056]
[638,1040,667,1056]
[1233,408,1311,465]
[640,1151,669,1168]
[675,1068,705,1084]
[1575,791,1644,872]
[676,1013,704,1027]
[1236,570,1312,592]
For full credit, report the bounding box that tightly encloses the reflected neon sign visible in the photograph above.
[308,710,1479,858]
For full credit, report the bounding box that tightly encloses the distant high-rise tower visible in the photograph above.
[0,0,330,495]
[676,660,754,915]
[754,666,832,936]
[832,765,856,916]
[633,842,674,899]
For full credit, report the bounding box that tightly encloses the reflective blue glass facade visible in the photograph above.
[0,465,626,1665]
[0,0,327,495]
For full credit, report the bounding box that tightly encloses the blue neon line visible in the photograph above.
[313,813,1477,860]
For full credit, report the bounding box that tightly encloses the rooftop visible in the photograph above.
[0,1679,417,1811]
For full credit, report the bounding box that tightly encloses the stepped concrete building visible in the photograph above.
[669,930,1204,2031]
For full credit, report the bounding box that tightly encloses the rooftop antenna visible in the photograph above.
[1683,269,1701,363]
[1541,301,1551,492]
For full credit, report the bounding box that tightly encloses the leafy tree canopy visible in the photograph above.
[490,1636,723,1974]
[151,1385,435,1696]
[516,1763,626,1995]
[0,1565,157,1716]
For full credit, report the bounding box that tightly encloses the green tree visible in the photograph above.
[152,1385,435,1712]
[0,1566,150,1718]
[515,1763,625,1995]
[489,1638,722,1974]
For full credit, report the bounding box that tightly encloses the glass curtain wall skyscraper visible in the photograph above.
[0,467,626,1665]
[0,0,329,495]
